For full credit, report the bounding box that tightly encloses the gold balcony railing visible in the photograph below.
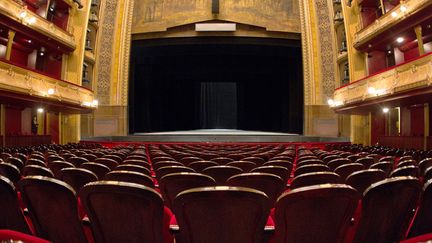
[0,0,76,51]
[354,0,432,50]
[332,52,432,108]
[0,59,95,109]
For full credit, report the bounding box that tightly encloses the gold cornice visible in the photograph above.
[0,60,95,108]
[333,54,432,107]
[353,0,432,49]
[0,0,76,50]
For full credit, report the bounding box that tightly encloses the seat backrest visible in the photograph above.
[227,172,285,205]
[370,161,393,176]
[241,157,266,165]
[153,161,183,170]
[104,171,154,188]
[179,157,202,166]
[328,158,352,171]
[407,179,432,238]
[69,157,89,167]
[419,158,432,176]
[18,176,87,243]
[262,161,293,173]
[0,163,21,184]
[159,172,216,209]
[210,157,234,165]
[390,165,420,178]
[226,161,257,172]
[173,186,271,243]
[355,157,375,168]
[294,164,330,177]
[353,177,421,243]
[115,164,151,176]
[346,169,386,194]
[60,168,98,192]
[122,160,151,170]
[202,165,243,185]
[26,158,46,167]
[155,166,195,180]
[334,163,365,181]
[397,160,418,168]
[273,184,359,243]
[297,159,324,168]
[80,181,165,243]
[0,176,31,234]
[23,165,54,178]
[189,161,219,172]
[290,172,342,189]
[6,157,24,172]
[94,158,118,170]
[251,165,290,183]
[81,162,111,179]
[48,161,75,179]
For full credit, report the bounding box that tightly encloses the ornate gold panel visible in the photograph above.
[132,0,300,34]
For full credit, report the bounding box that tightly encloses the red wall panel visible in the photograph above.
[404,48,420,62]
[367,51,387,75]
[410,106,424,136]
[48,112,60,144]
[10,49,28,66]
[371,111,386,145]
[5,107,22,135]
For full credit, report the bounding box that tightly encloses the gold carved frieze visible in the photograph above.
[333,54,432,107]
[0,60,95,108]
[131,0,301,34]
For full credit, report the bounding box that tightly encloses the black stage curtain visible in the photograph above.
[129,37,303,134]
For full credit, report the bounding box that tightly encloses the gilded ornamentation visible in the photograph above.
[96,0,119,105]
[315,0,336,102]
[132,0,300,33]
[333,54,432,107]
[354,0,432,49]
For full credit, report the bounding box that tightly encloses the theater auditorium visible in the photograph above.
[0,0,432,242]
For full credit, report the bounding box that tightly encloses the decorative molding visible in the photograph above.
[0,0,76,50]
[0,60,94,107]
[118,0,134,106]
[96,0,119,105]
[300,0,313,106]
[333,54,432,107]
[315,0,336,103]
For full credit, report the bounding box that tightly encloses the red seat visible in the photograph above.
[159,172,216,209]
[0,230,50,243]
[0,176,31,234]
[173,186,271,243]
[18,176,89,243]
[202,165,243,185]
[80,181,169,243]
[272,184,359,243]
[352,177,421,243]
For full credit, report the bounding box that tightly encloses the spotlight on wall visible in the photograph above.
[327,99,335,106]
[37,108,44,113]
[19,11,27,19]
[382,107,390,113]
[396,37,405,43]
[400,5,407,12]
[92,100,99,107]
[368,87,376,95]
[47,88,55,95]
[391,12,398,18]
[27,16,36,24]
